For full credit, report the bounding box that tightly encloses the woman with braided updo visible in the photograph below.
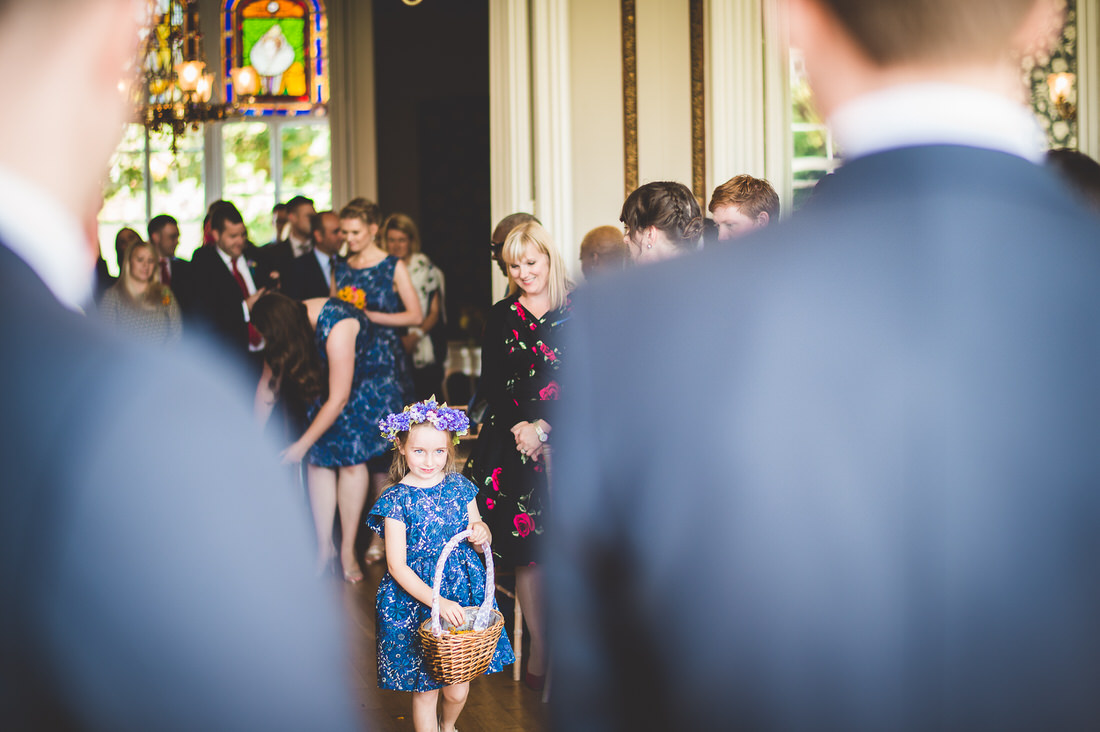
[620,180,704,263]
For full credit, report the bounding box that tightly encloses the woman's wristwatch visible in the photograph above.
[533,422,549,443]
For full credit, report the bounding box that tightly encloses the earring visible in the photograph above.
[646,244,652,249]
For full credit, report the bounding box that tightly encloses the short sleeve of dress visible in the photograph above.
[450,473,478,506]
[366,484,408,537]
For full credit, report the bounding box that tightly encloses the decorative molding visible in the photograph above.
[689,0,705,203]
[488,0,533,301]
[531,0,575,263]
[621,0,639,197]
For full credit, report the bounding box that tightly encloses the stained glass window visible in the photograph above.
[223,0,328,115]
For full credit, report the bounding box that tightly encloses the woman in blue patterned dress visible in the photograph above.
[334,200,422,565]
[369,400,514,732]
[252,291,410,582]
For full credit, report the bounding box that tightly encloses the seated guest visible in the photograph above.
[257,195,316,290]
[99,238,181,345]
[1046,148,1100,213]
[284,210,342,300]
[707,173,779,240]
[579,224,630,278]
[148,213,189,305]
[188,202,266,372]
[383,212,446,401]
[621,181,704,263]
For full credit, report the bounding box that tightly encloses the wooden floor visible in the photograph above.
[340,560,548,732]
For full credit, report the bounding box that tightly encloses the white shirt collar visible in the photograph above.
[289,232,312,258]
[0,165,92,311]
[828,83,1046,164]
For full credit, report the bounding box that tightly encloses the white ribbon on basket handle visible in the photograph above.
[429,528,497,637]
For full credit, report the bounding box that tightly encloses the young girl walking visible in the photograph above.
[369,399,515,732]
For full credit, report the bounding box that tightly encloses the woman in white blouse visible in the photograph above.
[382,213,445,400]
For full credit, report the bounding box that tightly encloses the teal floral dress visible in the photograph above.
[367,473,514,691]
[463,293,570,566]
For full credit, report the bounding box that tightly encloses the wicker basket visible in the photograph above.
[418,529,505,685]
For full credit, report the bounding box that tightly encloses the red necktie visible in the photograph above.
[159,258,171,286]
[231,257,263,348]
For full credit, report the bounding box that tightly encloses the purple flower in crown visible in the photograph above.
[378,397,470,446]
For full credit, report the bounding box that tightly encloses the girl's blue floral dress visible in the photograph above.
[367,472,515,691]
[333,255,415,404]
[307,298,404,466]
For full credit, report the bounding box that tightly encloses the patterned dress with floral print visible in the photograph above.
[333,255,415,403]
[463,293,570,566]
[367,473,514,691]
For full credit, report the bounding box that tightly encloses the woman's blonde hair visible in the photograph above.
[385,423,460,487]
[382,212,421,254]
[119,239,167,308]
[502,221,572,310]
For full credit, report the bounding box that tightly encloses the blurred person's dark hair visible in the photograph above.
[209,201,244,233]
[285,195,314,215]
[147,214,178,240]
[620,181,704,253]
[251,292,323,408]
[1046,148,1100,213]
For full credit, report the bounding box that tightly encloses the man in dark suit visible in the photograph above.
[147,213,190,306]
[188,202,266,371]
[0,1,361,729]
[255,194,315,291]
[548,0,1100,730]
[284,209,342,300]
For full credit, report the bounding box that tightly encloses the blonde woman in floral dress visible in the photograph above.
[462,221,572,691]
[99,238,181,345]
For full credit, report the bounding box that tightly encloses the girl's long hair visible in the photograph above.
[251,293,323,407]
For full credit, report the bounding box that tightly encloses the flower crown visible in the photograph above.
[379,397,470,446]
[337,285,366,310]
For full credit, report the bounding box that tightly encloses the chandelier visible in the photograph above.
[136,0,229,150]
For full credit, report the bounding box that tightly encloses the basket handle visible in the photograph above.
[428,529,496,636]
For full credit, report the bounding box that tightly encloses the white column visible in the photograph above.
[705,0,766,195]
[531,0,576,271]
[1079,0,1099,158]
[489,0,534,300]
[761,0,792,215]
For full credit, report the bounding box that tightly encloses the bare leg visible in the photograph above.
[439,682,469,732]
[306,465,337,574]
[411,689,440,732]
[363,469,390,563]
[336,463,369,580]
[515,564,546,677]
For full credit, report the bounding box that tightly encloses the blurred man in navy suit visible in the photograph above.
[0,1,362,729]
[549,1,1100,730]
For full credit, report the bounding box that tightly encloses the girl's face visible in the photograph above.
[400,424,451,485]
[385,228,411,260]
[507,242,550,298]
[341,218,377,254]
[129,245,156,284]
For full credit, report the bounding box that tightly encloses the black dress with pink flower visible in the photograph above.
[463,293,570,566]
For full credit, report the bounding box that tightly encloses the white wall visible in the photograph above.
[568,0,625,271]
